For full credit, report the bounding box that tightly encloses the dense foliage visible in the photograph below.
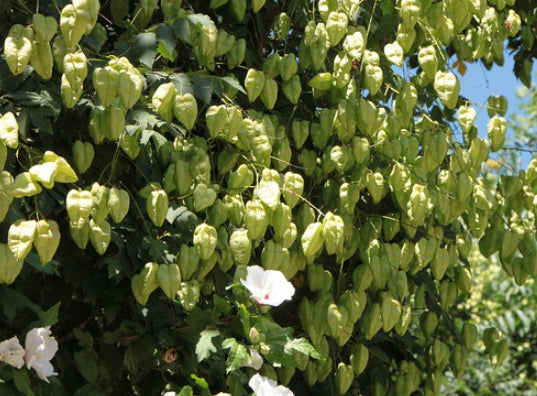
[1,0,537,395]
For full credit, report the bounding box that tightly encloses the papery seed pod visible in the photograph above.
[0,244,23,284]
[107,187,130,223]
[72,140,95,174]
[418,45,438,78]
[380,292,402,332]
[174,159,193,195]
[282,75,302,104]
[282,172,304,209]
[335,363,354,395]
[274,12,291,39]
[366,172,386,204]
[278,53,298,82]
[487,115,507,152]
[364,64,383,96]
[326,12,348,46]
[0,112,20,149]
[90,183,110,224]
[60,5,87,48]
[41,151,78,184]
[206,105,228,139]
[229,0,246,21]
[226,38,246,69]
[70,221,90,249]
[34,220,61,264]
[361,303,382,340]
[152,82,176,122]
[457,105,476,134]
[350,343,369,375]
[229,229,251,265]
[146,189,168,227]
[301,222,324,258]
[118,69,143,109]
[178,280,200,310]
[131,262,159,305]
[245,69,265,102]
[173,93,198,130]
[157,263,182,299]
[4,24,34,75]
[322,212,344,256]
[32,14,57,43]
[8,220,37,262]
[434,71,460,109]
[66,189,94,229]
[89,219,111,255]
[88,107,106,144]
[193,223,217,260]
[260,78,278,110]
[29,42,53,79]
[215,30,235,57]
[93,67,119,107]
[384,41,403,66]
[102,104,126,141]
[245,199,269,240]
[176,245,200,282]
[420,311,438,338]
[73,0,100,33]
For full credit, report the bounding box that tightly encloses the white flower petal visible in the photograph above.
[0,336,25,369]
[240,266,295,307]
[248,374,294,396]
[242,348,263,371]
[31,359,57,382]
[24,327,58,382]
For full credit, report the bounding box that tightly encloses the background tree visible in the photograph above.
[0,0,537,395]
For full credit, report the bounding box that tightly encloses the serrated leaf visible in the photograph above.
[157,23,177,61]
[134,32,158,68]
[170,73,194,95]
[192,75,220,104]
[222,337,249,373]
[186,13,216,31]
[221,76,246,94]
[284,337,322,360]
[196,329,219,362]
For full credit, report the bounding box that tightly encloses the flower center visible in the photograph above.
[263,293,269,300]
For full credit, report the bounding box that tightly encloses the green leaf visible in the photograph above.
[74,349,99,383]
[212,295,232,317]
[253,317,294,366]
[284,337,323,360]
[177,386,194,396]
[170,73,194,95]
[134,32,158,68]
[195,329,220,362]
[0,288,43,323]
[238,304,250,336]
[192,75,220,104]
[74,383,102,396]
[39,301,61,327]
[221,76,246,95]
[140,129,156,146]
[13,368,35,396]
[157,23,177,61]
[222,338,250,373]
[191,374,210,390]
[186,14,216,30]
